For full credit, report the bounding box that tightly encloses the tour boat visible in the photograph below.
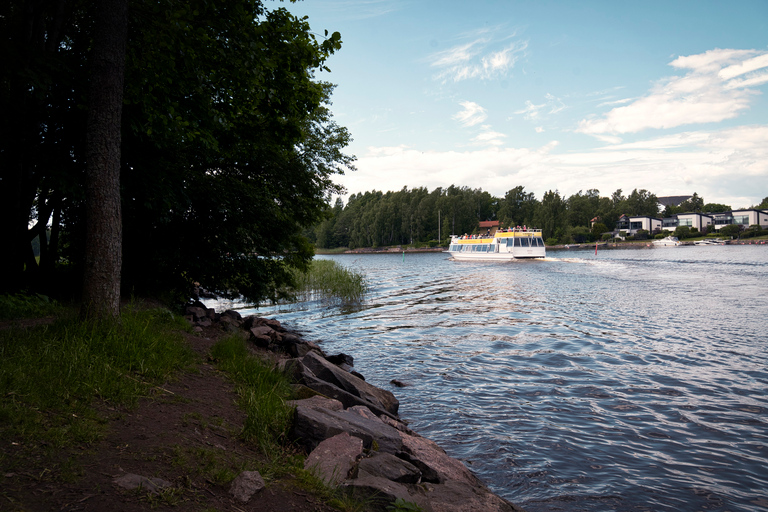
[447,228,546,261]
[652,236,681,247]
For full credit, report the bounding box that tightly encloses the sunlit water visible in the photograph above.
[234,245,768,511]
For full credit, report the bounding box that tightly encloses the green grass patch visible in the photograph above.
[289,259,369,306]
[209,335,295,456]
[0,293,63,320]
[0,306,195,451]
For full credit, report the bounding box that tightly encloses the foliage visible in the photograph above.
[1,0,354,305]
[0,306,194,449]
[310,186,670,249]
[673,226,692,239]
[740,225,764,239]
[719,224,742,238]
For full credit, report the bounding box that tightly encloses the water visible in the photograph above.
[239,245,768,511]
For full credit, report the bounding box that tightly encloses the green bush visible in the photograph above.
[719,224,742,238]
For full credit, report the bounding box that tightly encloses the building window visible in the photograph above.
[733,215,750,225]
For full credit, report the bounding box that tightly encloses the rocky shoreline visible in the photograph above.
[185,304,526,512]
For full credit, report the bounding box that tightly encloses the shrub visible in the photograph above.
[719,224,742,238]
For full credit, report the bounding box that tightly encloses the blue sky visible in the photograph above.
[286,0,768,209]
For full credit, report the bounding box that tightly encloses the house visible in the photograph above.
[712,209,768,230]
[616,214,662,235]
[479,220,500,235]
[663,212,714,232]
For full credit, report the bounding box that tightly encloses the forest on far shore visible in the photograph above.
[307,186,768,249]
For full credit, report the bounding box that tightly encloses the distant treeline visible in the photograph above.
[306,186,744,249]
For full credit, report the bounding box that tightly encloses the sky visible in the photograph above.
[285,0,768,209]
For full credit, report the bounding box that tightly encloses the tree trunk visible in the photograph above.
[80,0,128,320]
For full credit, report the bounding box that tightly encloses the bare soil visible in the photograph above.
[1,324,337,512]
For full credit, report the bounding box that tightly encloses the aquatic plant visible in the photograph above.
[289,259,369,306]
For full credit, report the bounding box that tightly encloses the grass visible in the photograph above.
[289,259,369,306]
[209,335,295,456]
[0,304,195,451]
[0,292,63,320]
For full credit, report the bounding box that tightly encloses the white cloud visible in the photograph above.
[453,101,487,126]
[577,49,768,137]
[472,126,507,146]
[430,30,527,82]
[514,94,566,121]
[338,125,767,209]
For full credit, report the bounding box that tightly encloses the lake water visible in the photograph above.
[237,245,768,511]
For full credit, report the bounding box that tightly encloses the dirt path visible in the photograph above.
[2,326,337,512]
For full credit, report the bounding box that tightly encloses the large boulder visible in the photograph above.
[300,351,399,416]
[357,452,422,484]
[304,432,364,486]
[397,431,479,485]
[292,404,403,454]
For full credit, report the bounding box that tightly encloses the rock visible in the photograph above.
[397,431,479,486]
[305,432,364,486]
[288,395,344,412]
[221,309,242,321]
[326,353,354,367]
[391,379,409,387]
[229,470,265,503]
[264,318,285,332]
[113,473,172,494]
[301,372,398,420]
[184,306,207,321]
[342,474,431,512]
[292,404,403,454]
[421,479,524,512]
[357,452,422,484]
[300,351,399,416]
[197,317,212,327]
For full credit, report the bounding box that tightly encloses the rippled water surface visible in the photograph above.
[242,245,768,511]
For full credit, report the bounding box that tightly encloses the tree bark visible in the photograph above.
[81,0,128,320]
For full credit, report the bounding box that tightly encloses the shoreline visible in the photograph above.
[315,238,768,256]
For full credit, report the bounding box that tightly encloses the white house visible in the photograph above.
[672,213,714,232]
[712,209,768,230]
[616,214,662,235]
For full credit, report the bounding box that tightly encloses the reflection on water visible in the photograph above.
[237,246,768,511]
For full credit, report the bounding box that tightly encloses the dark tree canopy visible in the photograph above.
[0,0,354,304]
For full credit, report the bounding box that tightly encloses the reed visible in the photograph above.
[289,259,369,306]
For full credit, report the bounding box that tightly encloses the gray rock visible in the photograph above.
[113,473,171,494]
[301,372,398,420]
[398,431,479,486]
[293,405,403,454]
[421,479,524,512]
[288,395,344,412]
[357,452,422,484]
[300,351,399,416]
[184,306,207,321]
[342,474,432,512]
[305,432,363,486]
[229,470,265,503]
[221,309,242,321]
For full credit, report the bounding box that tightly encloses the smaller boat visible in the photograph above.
[694,238,727,246]
[652,236,681,247]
